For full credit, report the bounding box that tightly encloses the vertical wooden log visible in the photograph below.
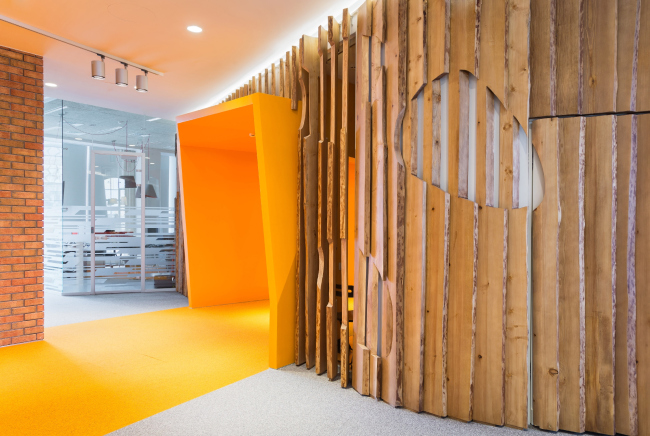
[404,174,427,412]
[478,0,507,106]
[529,0,552,118]
[473,205,507,426]
[427,0,450,82]
[615,114,632,436]
[315,26,330,376]
[367,263,380,398]
[301,36,320,371]
[485,90,496,207]
[507,0,530,132]
[506,207,529,429]
[636,113,650,436]
[637,1,650,113]
[381,0,407,407]
[408,0,427,99]
[326,16,341,382]
[556,0,580,116]
[584,115,616,435]
[447,197,478,422]
[557,117,585,433]
[291,46,299,110]
[431,79,443,188]
[449,0,478,76]
[279,59,285,98]
[532,117,560,432]
[580,0,617,115]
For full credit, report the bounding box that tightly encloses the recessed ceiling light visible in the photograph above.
[187,25,202,33]
[44,83,57,87]
[129,144,136,147]
[75,137,83,140]
[150,162,155,165]
[146,118,160,122]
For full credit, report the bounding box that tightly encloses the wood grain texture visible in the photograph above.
[485,90,496,207]
[532,117,559,432]
[580,0,617,115]
[505,207,529,429]
[371,353,383,399]
[447,71,460,197]
[301,35,320,371]
[636,113,650,436]
[556,116,585,433]
[507,0,529,133]
[427,0,450,82]
[447,196,478,422]
[474,205,507,426]
[529,0,551,118]
[627,114,639,436]
[340,8,351,389]
[555,0,580,116]
[475,83,487,207]
[423,187,450,417]
[271,63,276,96]
[431,79,442,188]
[584,115,615,435]
[478,0,507,107]
[499,107,513,210]
[638,0,650,113]
[616,1,637,113]
[408,0,427,99]
[354,250,369,393]
[615,114,632,436]
[382,0,406,407]
[368,263,381,397]
[458,71,470,199]
[404,174,427,412]
[292,46,299,110]
[449,0,477,75]
[295,75,308,365]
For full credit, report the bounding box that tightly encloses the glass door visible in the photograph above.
[91,151,145,293]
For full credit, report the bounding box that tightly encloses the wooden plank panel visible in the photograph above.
[485,90,496,207]
[615,114,632,436]
[499,107,513,209]
[637,113,650,436]
[616,0,637,113]
[326,16,341,382]
[447,71,460,197]
[529,0,552,118]
[581,0,617,115]
[584,115,615,435]
[408,0,427,99]
[475,83,487,207]
[557,117,584,433]
[431,79,442,188]
[628,114,639,436]
[427,0,450,82]
[507,0,529,132]
[354,250,369,393]
[403,174,426,412]
[367,262,380,398]
[423,82,433,185]
[340,10,351,388]
[382,0,407,408]
[505,207,529,429]
[478,0,507,107]
[301,35,320,371]
[423,186,449,417]
[449,0,477,75]
[447,196,478,422]
[291,46,299,110]
[638,0,650,113]
[474,205,507,426]
[315,26,330,376]
[555,0,580,116]
[531,117,560,432]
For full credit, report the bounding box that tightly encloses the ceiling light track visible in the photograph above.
[0,14,164,77]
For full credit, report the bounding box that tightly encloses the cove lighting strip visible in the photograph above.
[0,14,164,76]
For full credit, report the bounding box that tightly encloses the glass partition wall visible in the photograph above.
[43,99,178,294]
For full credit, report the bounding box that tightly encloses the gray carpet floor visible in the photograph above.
[110,365,572,436]
[44,290,188,327]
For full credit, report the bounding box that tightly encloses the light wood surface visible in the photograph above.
[529,0,551,118]
[458,71,470,199]
[404,174,427,412]
[507,0,529,133]
[532,117,559,432]
[478,0,507,107]
[498,107,513,210]
[584,115,615,435]
[555,0,580,116]
[367,263,380,397]
[473,205,506,426]
[557,117,585,433]
[449,0,477,75]
[427,0,450,82]
[408,0,427,99]
[505,207,529,429]
[423,186,449,417]
[447,196,478,422]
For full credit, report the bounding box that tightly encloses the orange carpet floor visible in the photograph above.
[0,300,270,435]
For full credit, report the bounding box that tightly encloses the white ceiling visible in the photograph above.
[1,0,361,121]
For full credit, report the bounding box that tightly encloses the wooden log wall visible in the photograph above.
[529,1,650,435]
[209,1,650,435]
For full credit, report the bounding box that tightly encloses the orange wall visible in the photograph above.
[181,146,268,308]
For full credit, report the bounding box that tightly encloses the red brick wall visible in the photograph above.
[0,46,45,346]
